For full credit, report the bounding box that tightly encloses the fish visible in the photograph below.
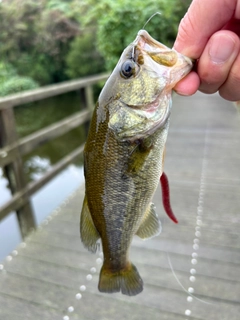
[80,29,193,296]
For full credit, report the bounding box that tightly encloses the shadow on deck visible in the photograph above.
[0,92,240,320]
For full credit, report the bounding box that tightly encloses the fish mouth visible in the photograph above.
[136,29,177,66]
[135,30,193,86]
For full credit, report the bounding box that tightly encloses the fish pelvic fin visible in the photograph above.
[80,196,100,253]
[98,263,143,296]
[136,203,162,239]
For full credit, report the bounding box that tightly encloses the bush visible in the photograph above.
[0,0,192,90]
[0,62,18,81]
[95,0,191,70]
[0,76,39,96]
[65,32,106,79]
[13,53,55,85]
[0,0,80,86]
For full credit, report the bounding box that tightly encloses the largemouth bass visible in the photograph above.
[80,30,192,296]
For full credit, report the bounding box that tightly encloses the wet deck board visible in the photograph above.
[0,92,240,320]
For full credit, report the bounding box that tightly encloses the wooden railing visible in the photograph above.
[0,73,109,238]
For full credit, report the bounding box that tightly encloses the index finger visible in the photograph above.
[174,0,239,58]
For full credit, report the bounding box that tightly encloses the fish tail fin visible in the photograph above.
[98,263,143,296]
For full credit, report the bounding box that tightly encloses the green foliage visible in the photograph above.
[0,0,191,94]
[65,32,105,78]
[94,0,191,70]
[0,61,39,96]
[0,0,80,85]
[12,54,52,85]
[0,76,39,97]
[46,0,72,13]
[0,62,18,81]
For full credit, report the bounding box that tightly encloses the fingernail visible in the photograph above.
[209,35,236,64]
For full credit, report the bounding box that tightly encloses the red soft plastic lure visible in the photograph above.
[160,172,178,224]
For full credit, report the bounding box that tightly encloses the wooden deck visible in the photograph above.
[0,92,240,320]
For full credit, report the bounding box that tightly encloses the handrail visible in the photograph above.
[0,72,110,238]
[0,73,109,110]
[0,109,91,168]
[0,144,84,221]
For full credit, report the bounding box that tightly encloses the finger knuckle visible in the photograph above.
[178,14,197,43]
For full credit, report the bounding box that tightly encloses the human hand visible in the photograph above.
[173,0,240,101]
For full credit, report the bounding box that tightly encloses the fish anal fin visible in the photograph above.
[136,203,162,239]
[98,263,143,296]
[80,196,100,253]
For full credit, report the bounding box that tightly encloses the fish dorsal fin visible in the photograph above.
[136,203,162,239]
[80,196,100,253]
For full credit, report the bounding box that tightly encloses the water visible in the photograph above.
[14,90,87,180]
[0,90,97,262]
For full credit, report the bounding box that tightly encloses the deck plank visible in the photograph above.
[1,92,240,319]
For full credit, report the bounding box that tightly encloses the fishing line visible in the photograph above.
[142,12,162,30]
[166,252,213,305]
[131,12,162,60]
[132,11,162,60]
[158,208,209,305]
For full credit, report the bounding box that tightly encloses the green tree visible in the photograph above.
[65,32,105,78]
[0,62,39,96]
[91,0,191,70]
[0,0,191,91]
[0,0,80,85]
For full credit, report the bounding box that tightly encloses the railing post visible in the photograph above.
[0,107,36,238]
[84,85,94,112]
[79,85,95,138]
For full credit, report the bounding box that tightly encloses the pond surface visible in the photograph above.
[0,90,97,262]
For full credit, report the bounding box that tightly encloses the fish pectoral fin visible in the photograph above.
[136,203,162,239]
[80,196,100,253]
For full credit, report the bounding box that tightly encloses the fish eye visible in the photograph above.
[120,59,136,78]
